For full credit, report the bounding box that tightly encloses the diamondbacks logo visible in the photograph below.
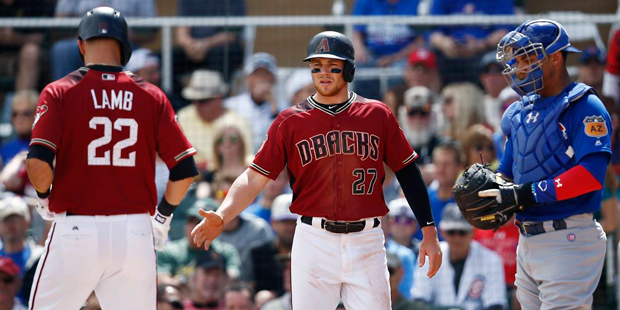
[315,38,330,53]
[583,115,607,137]
[32,105,48,129]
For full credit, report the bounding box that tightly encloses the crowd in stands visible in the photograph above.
[0,0,618,310]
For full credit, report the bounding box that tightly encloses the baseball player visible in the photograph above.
[478,20,610,309]
[191,31,442,309]
[25,7,198,310]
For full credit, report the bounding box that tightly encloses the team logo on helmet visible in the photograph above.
[583,115,607,137]
[98,22,108,34]
[32,105,48,129]
[315,38,330,53]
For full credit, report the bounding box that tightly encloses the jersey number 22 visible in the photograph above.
[87,116,138,167]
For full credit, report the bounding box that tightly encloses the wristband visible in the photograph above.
[157,197,177,217]
[36,188,51,199]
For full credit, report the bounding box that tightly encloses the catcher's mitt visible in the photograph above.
[452,163,516,230]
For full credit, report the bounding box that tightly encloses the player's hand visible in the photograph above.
[190,209,224,250]
[35,197,55,221]
[151,210,172,251]
[418,226,442,278]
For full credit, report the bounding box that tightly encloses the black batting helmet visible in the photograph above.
[304,31,356,82]
[78,7,132,66]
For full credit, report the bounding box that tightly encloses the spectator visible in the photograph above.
[422,140,464,240]
[0,0,52,92]
[254,290,277,310]
[404,48,442,97]
[412,204,506,310]
[224,282,254,310]
[212,124,254,179]
[600,165,619,234]
[285,69,314,106]
[398,86,442,166]
[174,0,245,85]
[429,0,513,84]
[352,0,424,68]
[210,171,240,204]
[603,29,620,106]
[260,254,292,310]
[177,70,252,172]
[440,82,486,141]
[125,48,160,86]
[1,90,37,166]
[51,0,157,80]
[184,250,229,310]
[157,284,184,310]
[351,0,425,100]
[0,196,43,304]
[157,198,241,285]
[460,125,497,169]
[245,170,290,223]
[474,219,520,310]
[382,85,407,118]
[492,87,519,160]
[0,256,26,310]
[386,253,429,310]
[381,213,416,300]
[387,197,420,255]
[225,53,286,152]
[578,46,607,96]
[250,193,296,295]
[479,51,508,132]
[217,205,275,284]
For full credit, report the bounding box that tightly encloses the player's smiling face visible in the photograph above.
[310,58,347,97]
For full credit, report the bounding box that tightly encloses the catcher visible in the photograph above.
[453,20,609,309]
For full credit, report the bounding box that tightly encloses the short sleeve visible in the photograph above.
[156,92,196,169]
[30,85,64,153]
[250,113,288,180]
[383,110,417,172]
[565,94,613,163]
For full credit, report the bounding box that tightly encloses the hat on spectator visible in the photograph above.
[0,196,30,222]
[244,52,278,76]
[479,50,503,73]
[0,256,19,277]
[387,198,415,220]
[271,193,297,221]
[404,86,433,110]
[285,69,313,101]
[580,46,606,65]
[386,252,401,270]
[439,203,472,232]
[125,48,159,73]
[196,249,226,271]
[408,48,437,69]
[182,70,228,101]
[186,198,219,221]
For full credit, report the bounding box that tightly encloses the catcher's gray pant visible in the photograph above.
[291,217,391,310]
[515,213,606,310]
[29,213,157,310]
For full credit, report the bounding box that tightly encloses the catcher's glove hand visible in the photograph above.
[452,163,517,230]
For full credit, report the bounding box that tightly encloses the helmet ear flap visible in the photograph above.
[343,60,355,83]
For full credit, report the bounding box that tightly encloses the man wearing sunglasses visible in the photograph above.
[1,90,38,166]
[398,86,442,166]
[412,204,506,310]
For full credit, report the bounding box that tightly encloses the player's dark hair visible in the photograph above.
[561,51,568,65]
[434,139,465,164]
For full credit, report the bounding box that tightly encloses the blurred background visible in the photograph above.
[0,0,620,309]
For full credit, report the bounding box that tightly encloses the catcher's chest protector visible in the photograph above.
[502,83,593,184]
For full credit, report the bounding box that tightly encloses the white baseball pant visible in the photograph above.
[29,213,157,310]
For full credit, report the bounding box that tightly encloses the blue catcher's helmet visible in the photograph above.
[496,19,581,97]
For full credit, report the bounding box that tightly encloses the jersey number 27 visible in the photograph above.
[87,116,138,167]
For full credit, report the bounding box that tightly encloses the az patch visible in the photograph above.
[32,105,48,129]
[583,115,607,137]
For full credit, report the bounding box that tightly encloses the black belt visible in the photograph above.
[300,216,380,234]
[515,219,567,236]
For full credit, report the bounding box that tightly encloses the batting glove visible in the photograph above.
[151,210,172,251]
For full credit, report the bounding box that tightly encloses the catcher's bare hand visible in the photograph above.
[190,209,224,250]
[418,226,442,278]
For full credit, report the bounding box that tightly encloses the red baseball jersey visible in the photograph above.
[251,93,417,221]
[30,67,196,215]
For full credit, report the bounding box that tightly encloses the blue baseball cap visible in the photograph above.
[580,46,605,64]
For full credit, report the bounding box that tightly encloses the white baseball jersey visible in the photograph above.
[412,241,507,310]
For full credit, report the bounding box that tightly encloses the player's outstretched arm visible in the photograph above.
[418,226,442,278]
[191,168,271,250]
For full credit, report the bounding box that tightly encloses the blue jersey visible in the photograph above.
[430,0,514,40]
[498,83,612,221]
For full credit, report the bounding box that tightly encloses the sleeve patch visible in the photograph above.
[583,115,608,137]
[32,105,48,129]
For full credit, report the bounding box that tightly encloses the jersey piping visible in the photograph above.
[307,92,357,116]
